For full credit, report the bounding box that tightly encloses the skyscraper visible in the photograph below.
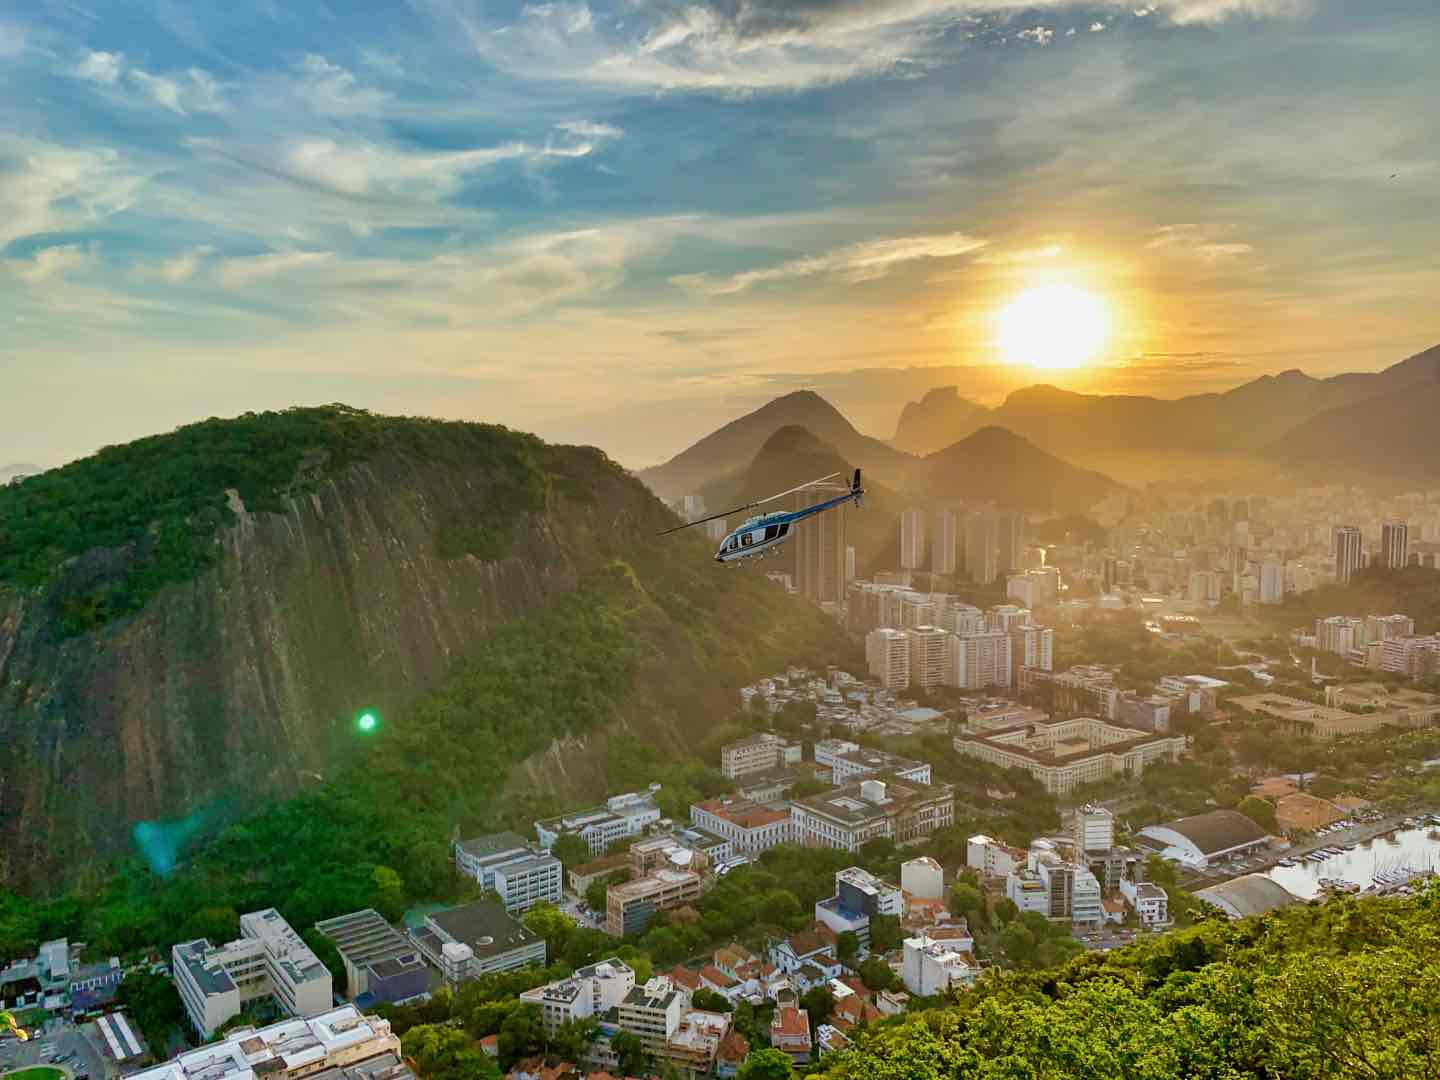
[996,512,1025,578]
[1334,525,1363,584]
[866,628,911,689]
[1258,558,1284,605]
[900,508,928,570]
[1380,521,1409,570]
[794,487,848,604]
[964,512,998,584]
[906,626,949,689]
[932,510,959,575]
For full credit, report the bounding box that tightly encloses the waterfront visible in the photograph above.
[1268,819,1440,900]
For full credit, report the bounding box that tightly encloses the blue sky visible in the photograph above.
[2,0,1437,466]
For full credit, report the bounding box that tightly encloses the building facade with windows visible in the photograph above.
[172,909,332,1038]
[535,788,663,857]
[452,832,563,914]
[790,777,955,852]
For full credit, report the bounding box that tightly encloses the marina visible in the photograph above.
[1268,815,1440,900]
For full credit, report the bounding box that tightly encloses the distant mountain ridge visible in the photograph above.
[921,425,1122,514]
[890,386,986,455]
[637,389,915,499]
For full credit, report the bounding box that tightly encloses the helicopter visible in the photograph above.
[659,469,864,563]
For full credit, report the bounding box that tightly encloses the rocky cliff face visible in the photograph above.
[0,441,655,888]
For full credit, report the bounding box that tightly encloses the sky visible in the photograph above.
[2,0,1437,469]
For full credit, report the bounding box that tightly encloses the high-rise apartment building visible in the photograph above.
[866,628,911,689]
[932,510,959,575]
[1334,526,1363,584]
[947,631,1013,689]
[1381,521,1409,570]
[906,625,949,689]
[1258,559,1284,605]
[1013,625,1054,673]
[793,487,848,604]
[1315,615,1365,655]
[1071,804,1115,855]
[963,512,998,584]
[900,508,928,570]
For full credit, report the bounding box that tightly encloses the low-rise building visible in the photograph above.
[616,976,689,1056]
[127,1007,409,1080]
[567,854,631,896]
[173,909,333,1038]
[901,930,978,996]
[1230,693,1390,739]
[535,788,664,857]
[720,733,802,780]
[790,777,955,852]
[1119,881,1170,926]
[663,1010,732,1077]
[954,717,1185,795]
[769,1006,812,1065]
[452,832,563,914]
[900,856,944,901]
[1193,874,1298,919]
[830,748,931,787]
[966,835,1022,878]
[690,797,791,857]
[519,959,636,1034]
[1137,810,1270,870]
[313,910,427,1004]
[814,867,903,951]
[606,869,704,937]
[409,901,545,985]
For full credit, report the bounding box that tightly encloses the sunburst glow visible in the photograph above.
[997,284,1109,369]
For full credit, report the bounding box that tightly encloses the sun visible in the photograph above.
[996,284,1109,369]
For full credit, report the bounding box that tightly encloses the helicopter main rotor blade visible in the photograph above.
[754,471,845,507]
[656,500,758,536]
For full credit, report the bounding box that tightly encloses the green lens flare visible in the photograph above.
[357,711,378,733]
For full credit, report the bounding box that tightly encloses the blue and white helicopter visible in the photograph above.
[660,469,865,563]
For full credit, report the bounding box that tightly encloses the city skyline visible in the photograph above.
[3,0,1438,469]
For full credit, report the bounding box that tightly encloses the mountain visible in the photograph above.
[890,386,987,455]
[637,390,916,499]
[699,425,906,573]
[0,406,846,889]
[1264,377,1440,486]
[921,426,1123,514]
[920,343,1440,483]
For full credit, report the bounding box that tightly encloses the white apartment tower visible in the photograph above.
[1381,522,1409,570]
[1334,526,1363,584]
[947,631,1013,690]
[1258,559,1285,605]
[1014,625,1054,673]
[906,625,950,689]
[932,511,959,576]
[900,508,929,570]
[866,628,911,689]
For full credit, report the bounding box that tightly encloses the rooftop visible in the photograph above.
[795,776,953,827]
[1144,810,1269,855]
[314,910,415,972]
[1194,874,1298,918]
[453,831,531,860]
[427,901,538,960]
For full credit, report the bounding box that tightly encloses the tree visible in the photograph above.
[868,914,903,954]
[611,1029,651,1076]
[497,1003,545,1066]
[992,897,1019,925]
[521,902,575,957]
[736,1048,797,1080]
[550,833,591,875]
[835,930,860,967]
[1237,795,1279,833]
[949,883,986,927]
[691,988,734,1013]
[181,905,239,944]
[857,955,899,992]
[302,928,348,997]
[799,986,835,1027]
[371,866,407,922]
[402,1024,502,1080]
[115,970,184,1052]
[549,1017,600,1062]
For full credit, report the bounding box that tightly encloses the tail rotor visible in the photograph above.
[852,467,865,508]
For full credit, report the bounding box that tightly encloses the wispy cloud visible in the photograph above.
[12,243,96,283]
[0,139,147,250]
[218,250,335,288]
[673,230,987,295]
[555,120,624,139]
[294,54,389,115]
[160,246,214,284]
[70,49,226,114]
[1147,223,1255,262]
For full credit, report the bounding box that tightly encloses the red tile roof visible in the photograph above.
[668,965,703,990]
[772,1006,812,1040]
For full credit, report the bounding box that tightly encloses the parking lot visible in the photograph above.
[0,1017,109,1080]
[1073,926,1143,953]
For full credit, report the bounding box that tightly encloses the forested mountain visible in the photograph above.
[920,426,1123,514]
[819,886,1440,1078]
[889,386,987,455]
[0,406,847,890]
[637,390,916,499]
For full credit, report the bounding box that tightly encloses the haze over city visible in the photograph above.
[4,0,1438,467]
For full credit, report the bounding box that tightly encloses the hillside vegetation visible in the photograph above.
[0,405,546,633]
[0,539,848,954]
[820,886,1440,1079]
